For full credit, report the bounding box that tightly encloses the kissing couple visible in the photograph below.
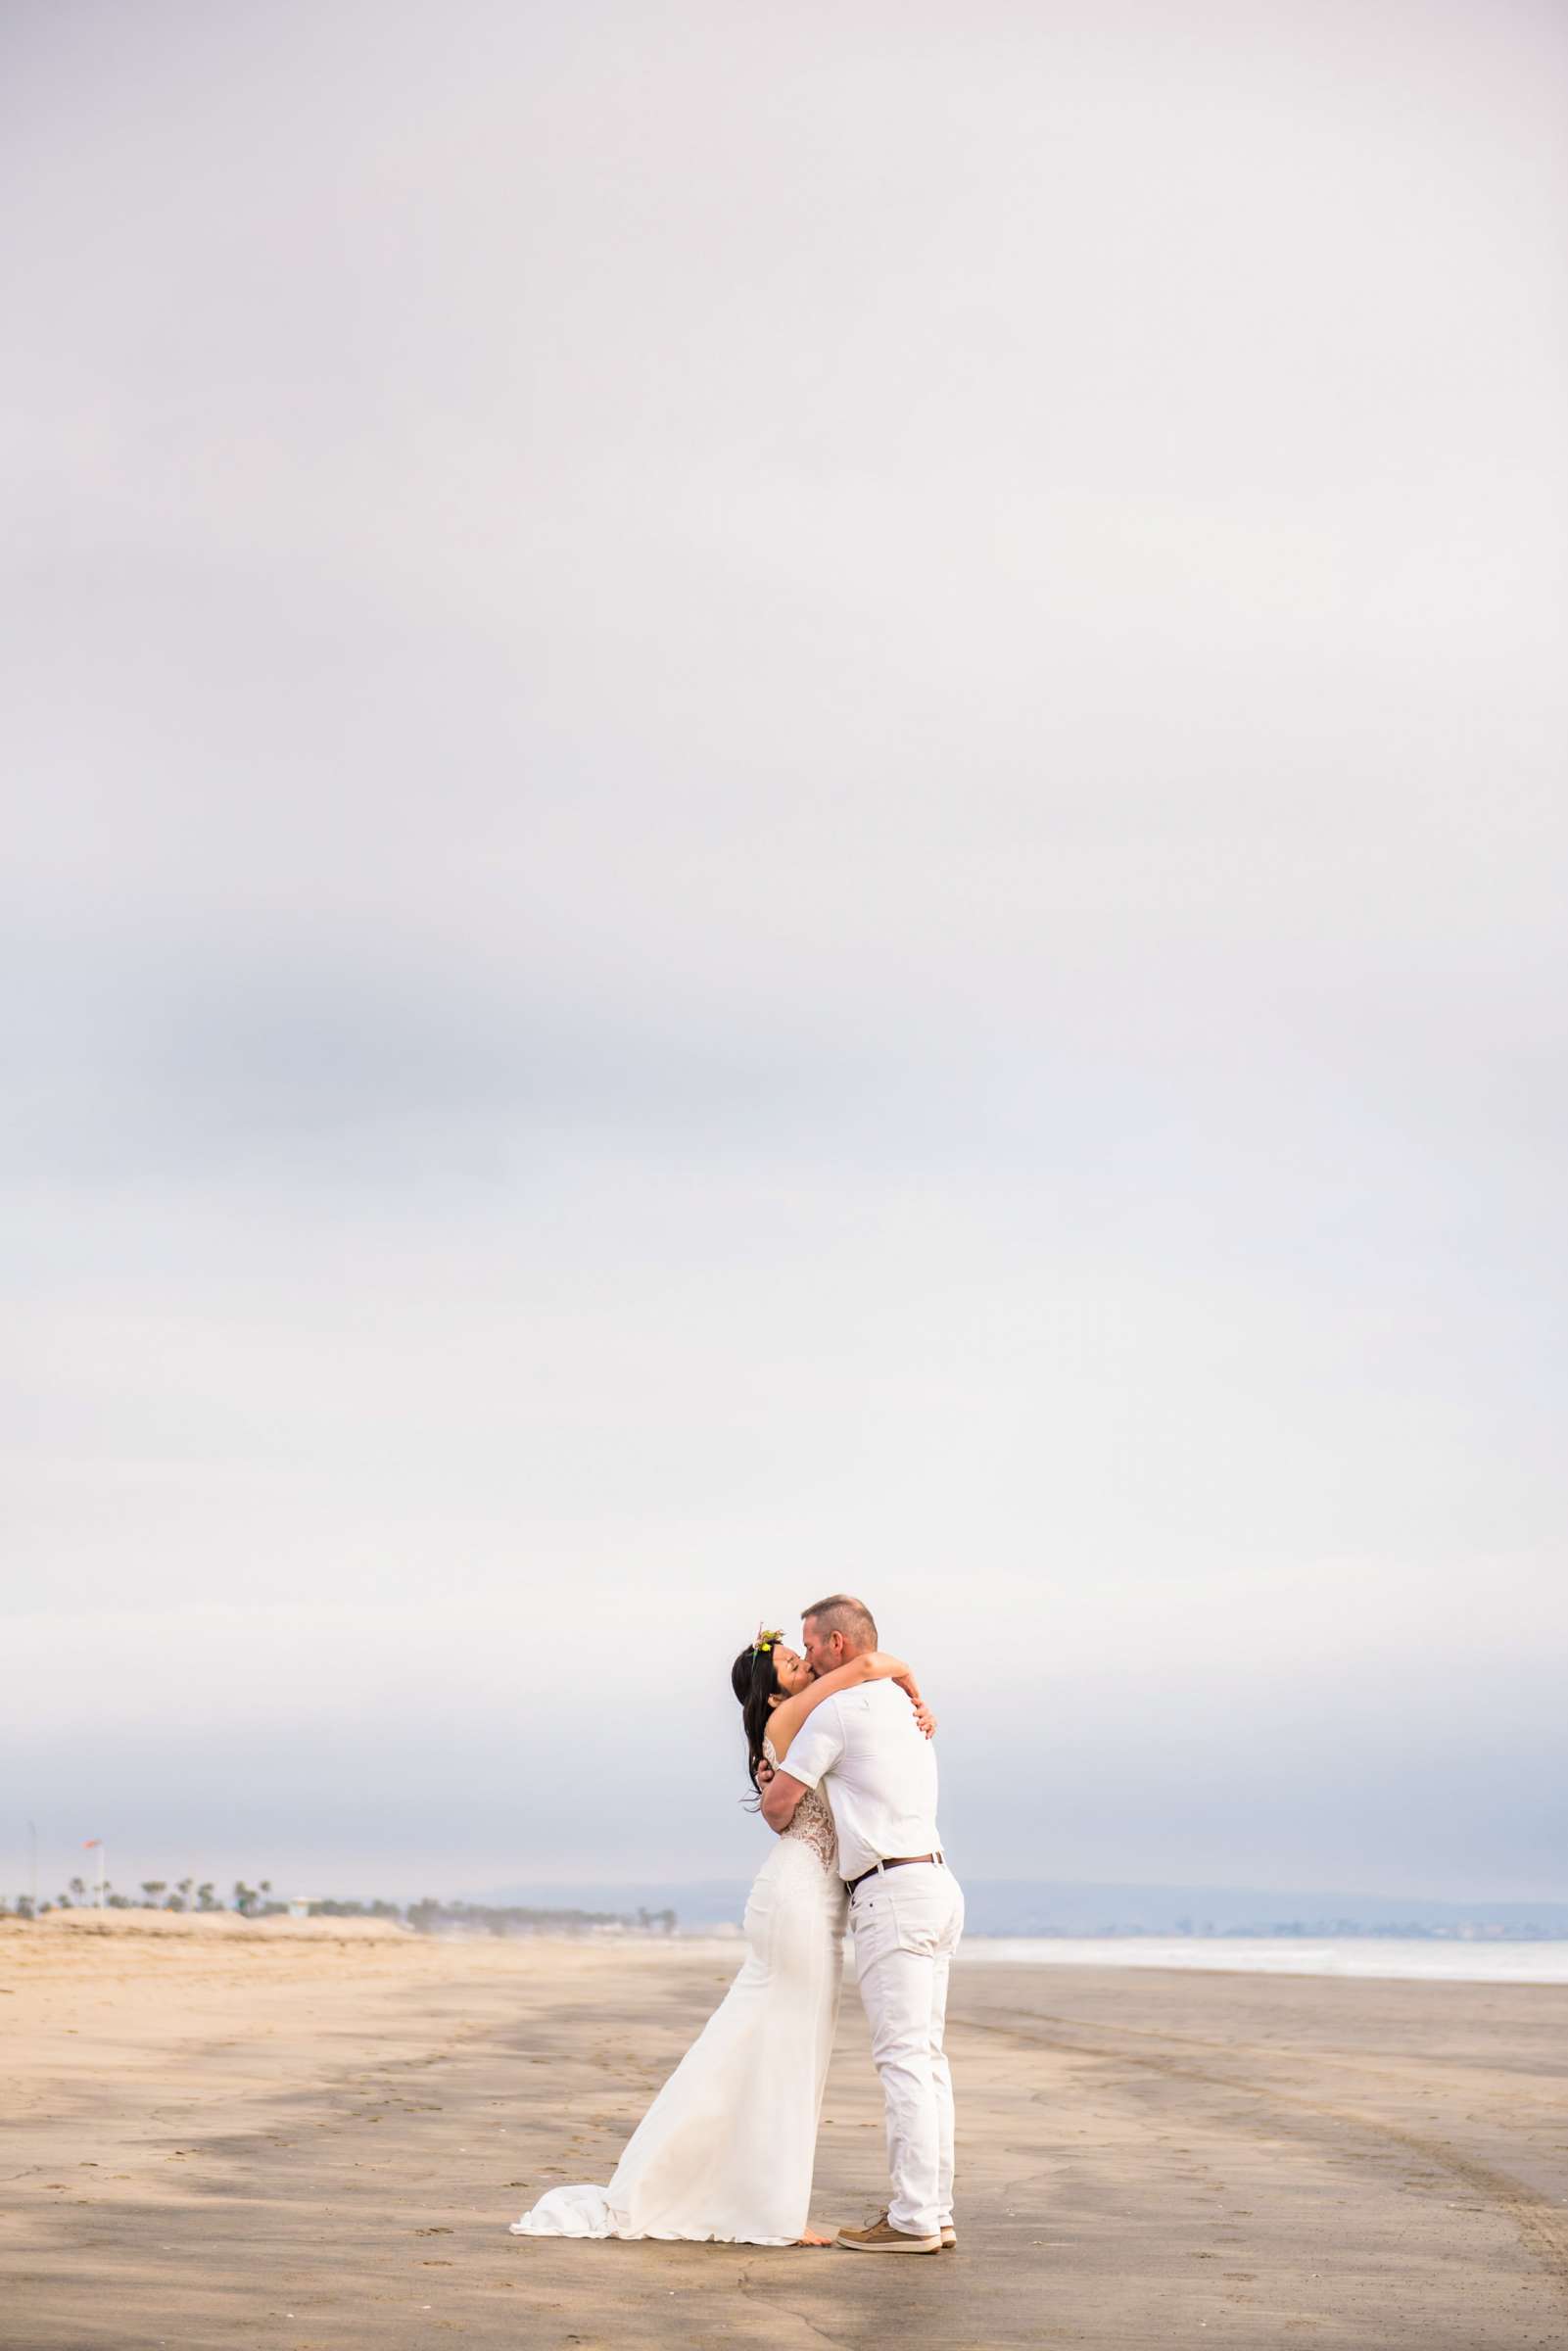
[511,1593,966,2252]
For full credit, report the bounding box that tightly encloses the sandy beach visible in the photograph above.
[4,1915,1567,2351]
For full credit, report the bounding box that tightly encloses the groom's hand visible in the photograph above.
[760,1767,809,1833]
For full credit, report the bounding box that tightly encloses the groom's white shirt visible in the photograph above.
[782,1680,941,1882]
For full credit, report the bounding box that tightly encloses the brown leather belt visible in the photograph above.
[844,1853,939,1897]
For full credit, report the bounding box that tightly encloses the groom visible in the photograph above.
[761,1593,965,2254]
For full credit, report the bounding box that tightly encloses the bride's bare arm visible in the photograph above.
[768,1652,924,1763]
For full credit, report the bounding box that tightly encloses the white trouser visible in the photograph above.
[848,1860,965,2237]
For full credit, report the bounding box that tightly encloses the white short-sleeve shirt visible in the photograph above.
[783,1680,941,1883]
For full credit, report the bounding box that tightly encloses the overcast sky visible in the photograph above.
[4,0,1565,1907]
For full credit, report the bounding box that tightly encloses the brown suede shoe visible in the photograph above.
[835,2212,940,2254]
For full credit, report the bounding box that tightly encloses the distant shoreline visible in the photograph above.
[11,1911,1568,1985]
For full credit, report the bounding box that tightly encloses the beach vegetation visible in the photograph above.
[3,1879,681,1936]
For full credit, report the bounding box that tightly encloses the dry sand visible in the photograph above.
[4,1913,1567,2350]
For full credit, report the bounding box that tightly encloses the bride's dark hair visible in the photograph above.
[731,1644,782,1797]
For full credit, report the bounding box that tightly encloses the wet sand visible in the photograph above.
[3,1916,1567,2349]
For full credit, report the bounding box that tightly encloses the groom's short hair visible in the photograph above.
[802,1593,878,1651]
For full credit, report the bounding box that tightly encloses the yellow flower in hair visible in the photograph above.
[751,1624,783,1655]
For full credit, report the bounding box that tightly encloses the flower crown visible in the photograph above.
[750,1624,784,1655]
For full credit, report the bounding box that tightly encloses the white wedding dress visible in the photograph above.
[509,1740,847,2245]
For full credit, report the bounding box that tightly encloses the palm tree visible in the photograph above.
[141,1881,167,1906]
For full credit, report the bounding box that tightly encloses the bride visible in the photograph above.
[508,1627,933,2247]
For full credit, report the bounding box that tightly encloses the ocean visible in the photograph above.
[956,1935,1568,1985]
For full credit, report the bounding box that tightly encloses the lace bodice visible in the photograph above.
[763,1737,839,1873]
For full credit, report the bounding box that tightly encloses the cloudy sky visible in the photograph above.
[4,0,1565,1907]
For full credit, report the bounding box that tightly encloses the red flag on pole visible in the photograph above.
[82,1838,101,1848]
